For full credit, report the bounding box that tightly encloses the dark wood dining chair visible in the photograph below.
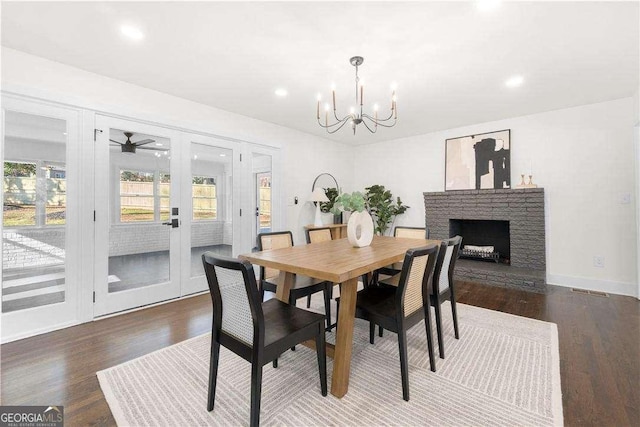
[305,227,338,330]
[258,231,333,330]
[380,236,463,360]
[339,244,439,401]
[430,235,463,359]
[202,253,327,427]
[377,226,430,278]
[305,227,333,244]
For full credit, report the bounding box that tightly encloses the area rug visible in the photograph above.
[97,301,563,426]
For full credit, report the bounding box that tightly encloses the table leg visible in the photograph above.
[275,271,295,302]
[331,276,358,398]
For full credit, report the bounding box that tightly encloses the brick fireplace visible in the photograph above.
[423,188,546,292]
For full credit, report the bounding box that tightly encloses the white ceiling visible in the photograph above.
[1,1,638,145]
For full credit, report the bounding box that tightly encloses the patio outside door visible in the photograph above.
[94,116,181,316]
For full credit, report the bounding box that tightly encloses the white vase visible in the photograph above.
[347,210,374,248]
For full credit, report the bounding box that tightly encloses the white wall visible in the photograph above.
[1,47,354,246]
[354,98,638,297]
[3,48,636,298]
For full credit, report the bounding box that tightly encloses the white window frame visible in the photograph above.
[191,174,220,222]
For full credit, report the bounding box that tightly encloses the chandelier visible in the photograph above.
[317,56,397,135]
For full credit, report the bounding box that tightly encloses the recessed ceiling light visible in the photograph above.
[505,75,524,88]
[477,0,501,11]
[155,142,163,146]
[275,88,288,97]
[120,25,144,41]
[219,153,226,157]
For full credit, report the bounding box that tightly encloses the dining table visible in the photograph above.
[240,234,439,398]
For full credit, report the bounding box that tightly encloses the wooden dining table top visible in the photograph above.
[240,235,440,282]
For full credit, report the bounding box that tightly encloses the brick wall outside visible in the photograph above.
[3,228,65,270]
[3,221,233,270]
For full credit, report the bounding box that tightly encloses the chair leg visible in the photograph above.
[207,337,221,411]
[379,326,384,337]
[249,363,263,427]
[450,286,460,340]
[433,297,445,359]
[398,329,410,401]
[323,285,332,331]
[315,324,328,396]
[272,358,278,368]
[369,322,375,344]
[307,294,312,308]
[423,304,436,372]
[289,294,296,351]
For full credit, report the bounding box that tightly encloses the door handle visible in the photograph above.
[256,207,260,217]
[162,218,179,228]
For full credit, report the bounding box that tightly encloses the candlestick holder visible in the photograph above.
[516,173,538,188]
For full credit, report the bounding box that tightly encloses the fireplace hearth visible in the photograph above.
[424,189,545,292]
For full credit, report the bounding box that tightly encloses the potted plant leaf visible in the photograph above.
[364,185,409,236]
[319,187,341,224]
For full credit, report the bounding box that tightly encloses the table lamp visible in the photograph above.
[310,188,329,227]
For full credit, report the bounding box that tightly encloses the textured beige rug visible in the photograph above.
[98,301,563,426]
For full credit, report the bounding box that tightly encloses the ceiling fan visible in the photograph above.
[109,131,169,154]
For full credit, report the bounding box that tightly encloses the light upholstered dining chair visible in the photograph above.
[258,231,333,330]
[202,253,327,427]
[346,244,440,401]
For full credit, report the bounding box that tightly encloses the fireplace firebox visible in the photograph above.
[449,219,510,264]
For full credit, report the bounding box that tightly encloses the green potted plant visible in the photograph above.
[364,185,409,236]
[331,191,366,215]
[319,187,341,224]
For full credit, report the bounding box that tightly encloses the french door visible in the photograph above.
[94,117,243,315]
[94,116,182,316]
[1,96,82,342]
[180,133,240,296]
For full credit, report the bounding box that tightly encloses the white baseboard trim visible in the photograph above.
[547,274,638,298]
[2,320,81,344]
[93,290,208,320]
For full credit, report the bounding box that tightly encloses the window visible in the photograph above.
[45,163,66,225]
[119,170,171,223]
[120,170,155,222]
[3,161,66,227]
[3,161,37,226]
[192,176,217,220]
[159,173,171,221]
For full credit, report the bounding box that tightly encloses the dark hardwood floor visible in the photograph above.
[1,282,638,426]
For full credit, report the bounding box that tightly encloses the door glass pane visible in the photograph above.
[252,153,272,248]
[257,172,272,234]
[2,111,67,312]
[190,143,232,278]
[108,128,172,292]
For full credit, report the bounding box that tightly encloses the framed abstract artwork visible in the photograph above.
[445,129,511,190]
